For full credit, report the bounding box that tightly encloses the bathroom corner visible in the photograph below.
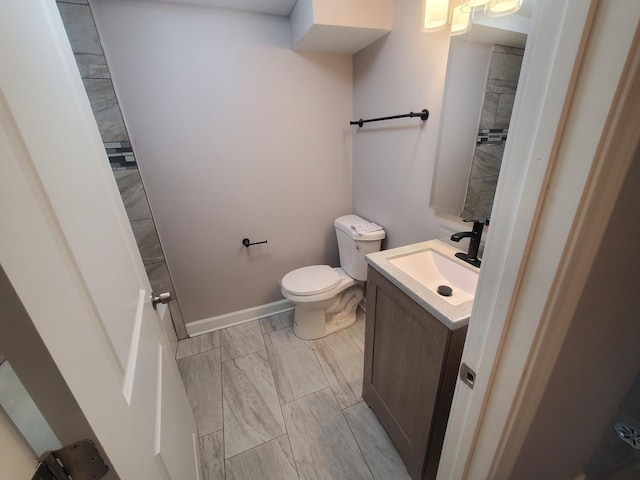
[352,0,459,250]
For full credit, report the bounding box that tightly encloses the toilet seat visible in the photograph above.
[281,265,341,296]
[281,266,356,303]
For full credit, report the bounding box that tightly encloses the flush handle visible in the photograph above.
[460,362,476,389]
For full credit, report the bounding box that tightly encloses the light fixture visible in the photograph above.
[450,4,472,36]
[423,0,523,36]
[485,0,522,17]
[462,0,492,7]
[422,0,450,32]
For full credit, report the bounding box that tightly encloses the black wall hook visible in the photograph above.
[243,238,268,248]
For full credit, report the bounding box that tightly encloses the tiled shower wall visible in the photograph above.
[461,45,524,220]
[56,0,188,342]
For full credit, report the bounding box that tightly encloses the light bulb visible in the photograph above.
[485,0,522,17]
[422,0,450,32]
[451,4,472,36]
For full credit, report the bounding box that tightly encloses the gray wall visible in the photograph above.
[352,0,466,250]
[56,0,185,342]
[91,0,353,324]
[62,0,473,328]
[509,144,640,479]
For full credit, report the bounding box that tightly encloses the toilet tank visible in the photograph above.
[334,215,385,281]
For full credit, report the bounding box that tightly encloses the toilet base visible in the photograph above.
[293,309,358,340]
[291,285,363,340]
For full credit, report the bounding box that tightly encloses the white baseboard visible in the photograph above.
[185,299,294,337]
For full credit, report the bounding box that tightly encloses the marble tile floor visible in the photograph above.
[176,309,411,480]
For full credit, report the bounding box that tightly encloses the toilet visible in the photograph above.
[280,214,385,340]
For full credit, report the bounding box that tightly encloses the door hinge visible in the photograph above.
[460,362,476,389]
[32,440,109,480]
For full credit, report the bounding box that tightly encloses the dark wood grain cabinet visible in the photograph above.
[363,266,467,480]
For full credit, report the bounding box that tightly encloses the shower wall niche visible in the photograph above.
[56,0,187,344]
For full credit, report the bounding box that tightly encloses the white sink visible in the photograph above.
[388,249,479,306]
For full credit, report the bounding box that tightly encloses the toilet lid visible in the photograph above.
[281,265,341,296]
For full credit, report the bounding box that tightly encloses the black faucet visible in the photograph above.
[451,219,489,268]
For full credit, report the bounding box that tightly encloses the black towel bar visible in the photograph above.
[350,109,429,127]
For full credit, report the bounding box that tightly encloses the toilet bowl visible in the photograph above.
[281,215,385,340]
[281,266,363,339]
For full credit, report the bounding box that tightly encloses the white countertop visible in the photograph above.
[365,239,479,330]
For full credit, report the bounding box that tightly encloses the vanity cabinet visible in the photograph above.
[363,266,467,480]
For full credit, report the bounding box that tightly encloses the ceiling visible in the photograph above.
[154,0,535,18]
[464,0,536,48]
[154,0,297,16]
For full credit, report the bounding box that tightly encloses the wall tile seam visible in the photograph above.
[143,259,167,267]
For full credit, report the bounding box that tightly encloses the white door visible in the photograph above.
[0,1,200,479]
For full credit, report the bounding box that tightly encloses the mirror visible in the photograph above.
[430,1,535,220]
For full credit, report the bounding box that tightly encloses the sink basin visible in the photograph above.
[388,249,479,306]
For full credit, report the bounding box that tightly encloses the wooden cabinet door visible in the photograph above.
[363,267,467,480]
[363,267,450,479]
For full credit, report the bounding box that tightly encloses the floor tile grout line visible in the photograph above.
[197,430,224,480]
[220,347,268,365]
[283,428,302,480]
[259,317,294,335]
[340,399,377,480]
[223,434,301,480]
[283,386,361,480]
[197,427,223,442]
[176,337,221,361]
[312,330,365,408]
[177,344,221,359]
[279,385,335,409]
[267,325,364,409]
[181,311,290,358]
[175,341,221,362]
[343,402,411,480]
[263,329,302,480]
[220,347,226,480]
[264,326,331,407]
[200,315,375,480]
[262,331,289,408]
[309,337,335,403]
[220,347,286,463]
[222,433,289,462]
[186,312,289,479]
[346,329,367,401]
[327,386,376,480]
[222,435,276,463]
[347,326,365,354]
[220,320,266,363]
[312,342,358,409]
